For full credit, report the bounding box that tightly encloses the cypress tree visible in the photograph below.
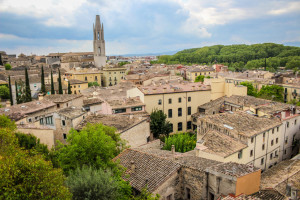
[68,81,72,94]
[51,70,55,95]
[24,67,32,102]
[15,81,19,104]
[41,66,46,95]
[58,69,63,94]
[8,76,13,105]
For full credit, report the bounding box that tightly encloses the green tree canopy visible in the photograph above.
[0,85,9,99]
[88,82,100,87]
[240,81,258,97]
[4,63,12,70]
[150,109,172,138]
[258,85,284,102]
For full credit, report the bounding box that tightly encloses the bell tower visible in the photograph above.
[93,15,106,68]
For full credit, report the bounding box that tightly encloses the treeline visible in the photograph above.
[155,43,300,72]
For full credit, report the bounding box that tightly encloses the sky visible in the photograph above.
[0,0,300,56]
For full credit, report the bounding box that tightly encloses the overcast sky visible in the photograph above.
[0,0,299,55]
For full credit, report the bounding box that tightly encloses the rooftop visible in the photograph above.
[198,130,247,158]
[138,82,210,95]
[68,79,88,84]
[206,162,260,178]
[198,112,282,137]
[76,114,146,133]
[83,98,103,106]
[57,107,86,119]
[44,94,83,103]
[107,97,144,109]
[0,100,56,121]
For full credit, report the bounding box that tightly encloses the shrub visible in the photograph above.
[162,133,196,153]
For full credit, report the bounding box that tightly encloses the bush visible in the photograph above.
[4,63,12,70]
[88,82,100,87]
[0,85,9,99]
[162,133,196,153]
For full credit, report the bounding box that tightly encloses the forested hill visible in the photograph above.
[155,43,300,72]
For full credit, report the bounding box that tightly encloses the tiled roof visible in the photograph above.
[249,190,286,200]
[44,94,83,103]
[57,107,86,119]
[206,162,260,178]
[83,98,103,106]
[113,149,181,192]
[199,130,247,157]
[68,79,88,84]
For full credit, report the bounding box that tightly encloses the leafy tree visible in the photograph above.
[15,132,49,156]
[0,117,71,200]
[88,82,100,87]
[67,81,72,94]
[66,166,131,200]
[40,66,46,95]
[162,133,196,153]
[150,109,172,138]
[134,187,160,200]
[50,70,55,95]
[0,85,9,99]
[258,85,284,102]
[58,69,63,94]
[0,114,16,130]
[4,63,12,70]
[8,76,13,105]
[24,68,32,102]
[195,75,205,83]
[57,123,126,174]
[240,81,258,97]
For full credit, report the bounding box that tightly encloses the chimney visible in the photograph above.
[130,160,135,173]
[6,101,10,107]
[38,93,44,101]
[171,145,175,155]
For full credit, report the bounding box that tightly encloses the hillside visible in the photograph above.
[155,43,300,72]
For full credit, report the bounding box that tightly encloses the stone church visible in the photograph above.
[93,15,106,68]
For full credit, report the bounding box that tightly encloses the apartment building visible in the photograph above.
[101,66,126,86]
[196,112,282,171]
[186,67,215,82]
[64,68,101,86]
[127,82,211,132]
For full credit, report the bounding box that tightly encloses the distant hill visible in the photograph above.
[109,50,179,57]
[155,43,300,72]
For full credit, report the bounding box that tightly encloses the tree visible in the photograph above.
[15,81,19,104]
[57,123,126,174]
[24,68,32,102]
[50,70,55,95]
[150,109,172,138]
[66,166,130,200]
[8,76,13,105]
[0,114,16,130]
[4,63,12,70]
[40,66,46,95]
[0,116,71,200]
[67,81,72,94]
[258,85,284,102]
[162,133,196,153]
[134,187,160,200]
[0,85,9,99]
[15,132,49,156]
[58,69,63,94]
[195,75,205,82]
[88,82,100,87]
[240,81,258,97]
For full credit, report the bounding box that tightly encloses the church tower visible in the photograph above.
[93,15,106,68]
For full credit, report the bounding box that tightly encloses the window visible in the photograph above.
[275,150,278,157]
[284,149,287,154]
[277,127,279,132]
[271,140,274,146]
[238,150,243,159]
[272,129,274,134]
[250,150,253,157]
[187,121,192,130]
[28,118,32,123]
[295,119,297,125]
[170,123,173,132]
[186,187,191,200]
[168,98,172,104]
[287,122,289,128]
[40,118,44,125]
[188,97,191,102]
[45,116,53,125]
[63,133,67,140]
[188,107,191,115]
[62,120,66,126]
[178,122,182,131]
[131,106,142,112]
[78,85,81,88]
[178,97,182,103]
[168,109,172,118]
[158,99,162,105]
[270,153,273,160]
[57,104,60,108]
[262,144,265,150]
[85,76,87,81]
[285,137,288,144]
[95,76,98,81]
[166,194,173,200]
[178,108,182,117]
[276,138,278,144]
[114,108,126,113]
[251,137,254,143]
[261,158,264,165]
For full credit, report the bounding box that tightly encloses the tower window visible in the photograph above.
[98,32,100,40]
[98,47,101,54]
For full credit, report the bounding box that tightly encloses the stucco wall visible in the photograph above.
[18,128,55,149]
[235,170,261,195]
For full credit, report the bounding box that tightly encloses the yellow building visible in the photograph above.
[186,67,215,82]
[66,79,89,94]
[101,66,127,86]
[64,69,101,86]
[127,83,211,132]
